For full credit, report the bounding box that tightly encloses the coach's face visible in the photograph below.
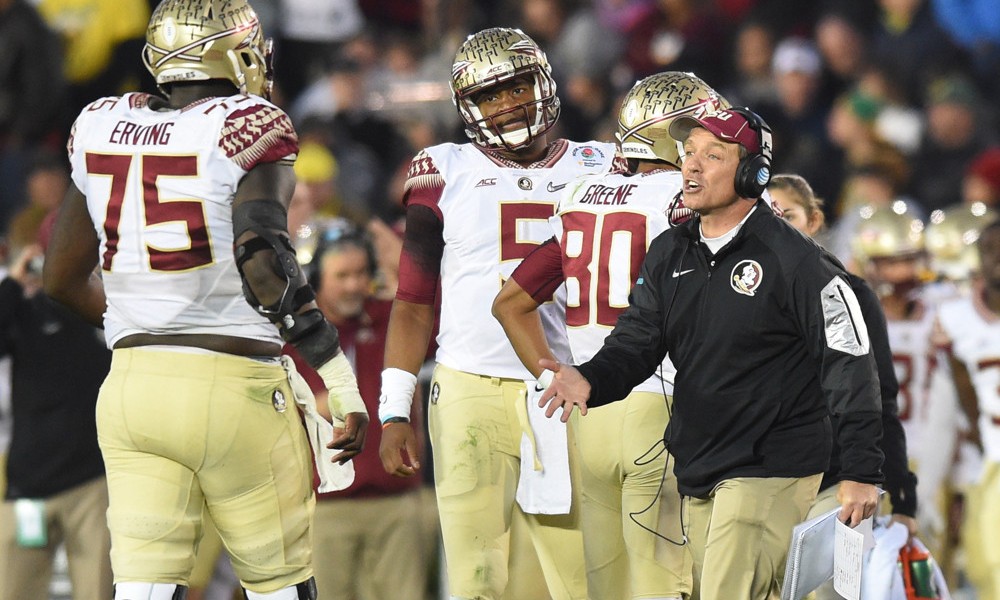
[317,246,372,321]
[680,127,742,216]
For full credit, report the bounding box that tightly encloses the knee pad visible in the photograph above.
[243,577,317,600]
[114,582,188,600]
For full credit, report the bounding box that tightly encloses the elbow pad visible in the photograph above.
[232,199,339,363]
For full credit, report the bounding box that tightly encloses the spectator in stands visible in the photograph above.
[911,74,995,213]
[0,0,65,232]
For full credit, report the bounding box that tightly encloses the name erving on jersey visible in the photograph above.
[579,183,637,206]
[108,120,175,146]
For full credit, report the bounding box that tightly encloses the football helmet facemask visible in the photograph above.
[143,0,273,99]
[451,28,559,151]
[618,71,730,167]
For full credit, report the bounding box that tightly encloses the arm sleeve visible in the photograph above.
[794,252,884,485]
[0,278,24,356]
[853,276,917,515]
[510,237,563,303]
[577,235,672,407]
[395,204,443,305]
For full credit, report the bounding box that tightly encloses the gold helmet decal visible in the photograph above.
[925,202,998,281]
[143,0,273,99]
[451,28,559,151]
[618,72,730,167]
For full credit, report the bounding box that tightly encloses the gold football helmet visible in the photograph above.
[143,0,273,99]
[851,204,926,264]
[451,28,559,151]
[925,202,998,281]
[617,72,730,167]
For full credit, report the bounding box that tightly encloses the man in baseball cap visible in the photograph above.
[540,103,884,599]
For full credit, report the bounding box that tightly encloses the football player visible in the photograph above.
[851,206,962,557]
[42,1,368,599]
[934,218,1000,599]
[376,27,619,600]
[491,72,728,600]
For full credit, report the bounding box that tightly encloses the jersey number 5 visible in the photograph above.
[86,152,213,272]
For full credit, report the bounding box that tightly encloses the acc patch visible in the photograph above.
[272,389,287,413]
[430,382,441,404]
[731,260,763,296]
[573,145,606,168]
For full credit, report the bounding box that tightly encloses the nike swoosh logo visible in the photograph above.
[672,269,695,278]
[547,181,567,192]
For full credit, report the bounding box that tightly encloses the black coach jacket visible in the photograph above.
[577,200,885,498]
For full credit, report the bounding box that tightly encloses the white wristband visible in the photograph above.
[537,368,555,389]
[379,368,417,424]
[316,352,366,419]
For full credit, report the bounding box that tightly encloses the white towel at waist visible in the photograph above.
[281,355,355,493]
[516,380,571,514]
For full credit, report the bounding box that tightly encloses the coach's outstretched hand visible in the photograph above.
[537,358,592,423]
[380,422,420,477]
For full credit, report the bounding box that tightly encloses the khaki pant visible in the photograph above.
[429,364,587,600]
[312,490,431,600]
[0,476,113,600]
[573,392,690,599]
[98,348,315,593]
[684,474,821,600]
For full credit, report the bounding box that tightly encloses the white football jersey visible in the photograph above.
[68,93,298,348]
[938,293,1000,461]
[886,303,938,448]
[411,140,617,379]
[550,169,682,394]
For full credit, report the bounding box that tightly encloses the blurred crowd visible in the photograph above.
[1,0,999,598]
[1,0,999,248]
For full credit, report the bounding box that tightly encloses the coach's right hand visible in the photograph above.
[538,358,591,422]
[380,422,420,477]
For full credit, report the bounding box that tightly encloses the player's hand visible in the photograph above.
[537,358,591,423]
[380,422,420,477]
[889,514,918,542]
[329,411,368,464]
[836,480,880,527]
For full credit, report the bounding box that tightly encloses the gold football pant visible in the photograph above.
[428,364,587,600]
[964,460,1000,600]
[97,348,315,593]
[572,392,690,599]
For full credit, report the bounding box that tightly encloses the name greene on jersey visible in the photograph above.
[108,120,176,146]
[578,182,638,206]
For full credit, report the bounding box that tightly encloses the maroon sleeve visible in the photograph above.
[395,151,446,304]
[220,103,299,170]
[510,237,564,303]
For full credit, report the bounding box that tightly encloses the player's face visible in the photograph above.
[770,188,820,236]
[979,227,1000,290]
[869,254,923,288]
[317,246,371,320]
[680,128,742,216]
[472,75,537,132]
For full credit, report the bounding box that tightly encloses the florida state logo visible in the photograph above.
[731,260,763,296]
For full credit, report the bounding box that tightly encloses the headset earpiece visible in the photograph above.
[730,107,772,199]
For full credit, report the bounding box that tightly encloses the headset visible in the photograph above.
[307,222,378,292]
[730,107,773,200]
